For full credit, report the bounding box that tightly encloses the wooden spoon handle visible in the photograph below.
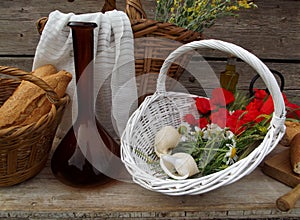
[276,184,300,211]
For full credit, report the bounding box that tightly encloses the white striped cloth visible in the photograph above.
[33,10,138,142]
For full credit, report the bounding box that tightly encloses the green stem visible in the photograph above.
[134,148,155,164]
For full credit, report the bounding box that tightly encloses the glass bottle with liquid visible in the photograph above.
[51,21,120,188]
[220,56,239,93]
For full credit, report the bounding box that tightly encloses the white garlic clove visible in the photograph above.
[154,125,180,157]
[160,153,199,180]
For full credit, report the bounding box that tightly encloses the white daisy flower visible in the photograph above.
[225,145,238,165]
[202,123,224,140]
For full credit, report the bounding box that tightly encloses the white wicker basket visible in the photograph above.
[120,39,286,196]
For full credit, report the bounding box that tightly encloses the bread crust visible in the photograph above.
[281,121,300,146]
[0,65,71,128]
[21,70,72,125]
[32,64,57,77]
[290,133,300,174]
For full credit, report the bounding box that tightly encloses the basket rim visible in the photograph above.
[120,39,287,195]
[121,91,286,195]
[156,39,286,120]
[0,65,70,138]
[0,65,62,106]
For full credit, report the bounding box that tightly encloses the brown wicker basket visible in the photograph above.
[0,66,69,186]
[36,0,203,102]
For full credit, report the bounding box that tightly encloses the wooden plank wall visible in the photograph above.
[0,0,299,104]
[201,0,300,104]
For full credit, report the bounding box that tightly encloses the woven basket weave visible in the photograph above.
[36,0,202,102]
[0,66,69,186]
[121,39,287,196]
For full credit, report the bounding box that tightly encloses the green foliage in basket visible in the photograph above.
[155,0,257,33]
[167,87,300,177]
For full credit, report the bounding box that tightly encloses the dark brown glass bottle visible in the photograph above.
[51,21,120,187]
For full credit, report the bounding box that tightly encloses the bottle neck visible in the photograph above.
[226,64,236,72]
[68,21,97,82]
[225,57,236,72]
[68,22,97,119]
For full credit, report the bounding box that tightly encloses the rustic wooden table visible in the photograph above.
[0,0,299,219]
[0,145,299,219]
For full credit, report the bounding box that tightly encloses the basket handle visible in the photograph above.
[36,0,147,34]
[102,0,147,19]
[249,69,285,97]
[156,39,286,120]
[0,66,61,105]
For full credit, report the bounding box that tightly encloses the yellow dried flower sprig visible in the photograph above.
[155,0,257,33]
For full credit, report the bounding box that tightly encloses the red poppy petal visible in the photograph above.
[286,103,300,119]
[199,117,209,129]
[196,97,211,114]
[211,88,235,106]
[254,88,267,99]
[183,114,198,125]
[260,96,274,115]
[210,108,229,128]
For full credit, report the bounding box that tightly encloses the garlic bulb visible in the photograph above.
[160,153,199,180]
[154,125,180,157]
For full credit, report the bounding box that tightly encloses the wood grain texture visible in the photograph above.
[1,57,299,105]
[0,146,299,219]
[203,0,300,60]
[0,0,299,60]
[179,60,300,105]
[263,148,300,188]
[0,0,299,101]
[0,0,300,218]
[0,0,155,55]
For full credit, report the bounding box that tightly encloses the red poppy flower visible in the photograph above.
[247,97,265,111]
[245,109,264,123]
[210,108,230,128]
[183,114,198,126]
[260,95,274,115]
[233,122,247,135]
[226,110,247,135]
[198,117,209,129]
[195,97,211,115]
[282,93,289,104]
[286,102,300,119]
[254,88,268,100]
[210,88,235,107]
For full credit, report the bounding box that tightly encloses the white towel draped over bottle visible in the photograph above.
[33,10,138,143]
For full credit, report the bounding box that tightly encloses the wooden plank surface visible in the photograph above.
[0,0,299,60]
[0,0,299,101]
[203,0,300,60]
[0,145,299,219]
[262,148,300,188]
[1,58,299,106]
[0,0,156,55]
[0,0,300,219]
[182,60,300,105]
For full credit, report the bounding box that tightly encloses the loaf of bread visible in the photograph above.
[280,121,300,146]
[31,64,57,77]
[290,133,300,174]
[21,70,72,125]
[0,65,72,128]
